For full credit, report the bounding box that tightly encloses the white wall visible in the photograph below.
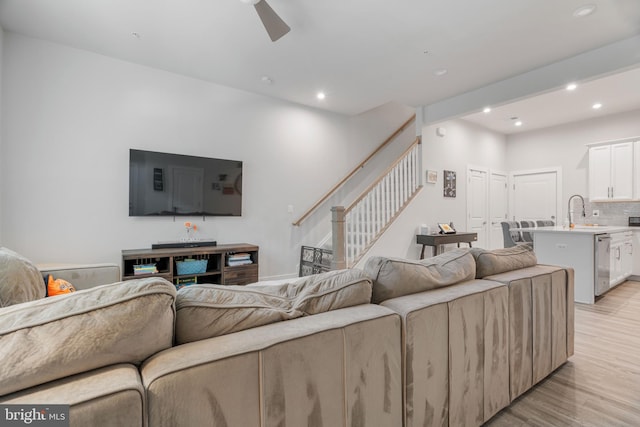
[421,119,507,230]
[357,119,507,265]
[506,108,640,221]
[1,33,413,278]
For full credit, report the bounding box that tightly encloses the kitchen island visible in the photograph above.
[525,226,632,304]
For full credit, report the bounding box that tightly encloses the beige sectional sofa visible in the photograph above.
[0,245,573,426]
[363,247,574,426]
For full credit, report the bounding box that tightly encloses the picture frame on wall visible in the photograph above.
[426,170,437,184]
[443,170,456,197]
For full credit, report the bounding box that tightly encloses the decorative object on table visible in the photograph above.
[443,170,456,197]
[438,223,456,234]
[426,170,437,184]
[181,222,200,242]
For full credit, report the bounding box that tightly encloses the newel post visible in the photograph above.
[331,206,347,270]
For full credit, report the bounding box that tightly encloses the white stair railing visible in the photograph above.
[332,137,423,269]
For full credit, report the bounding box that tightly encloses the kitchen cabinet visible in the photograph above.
[632,230,640,277]
[609,231,633,287]
[525,226,631,304]
[623,238,633,279]
[588,142,633,201]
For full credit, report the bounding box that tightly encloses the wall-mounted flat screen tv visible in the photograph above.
[129,149,243,217]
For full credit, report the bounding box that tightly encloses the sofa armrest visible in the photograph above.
[38,263,120,290]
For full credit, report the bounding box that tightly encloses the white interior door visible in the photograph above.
[467,166,488,249]
[510,168,561,224]
[489,170,508,249]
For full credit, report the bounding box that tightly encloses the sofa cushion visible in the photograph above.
[175,268,372,344]
[0,364,145,427]
[0,277,176,397]
[470,245,537,278]
[363,249,476,303]
[0,247,46,307]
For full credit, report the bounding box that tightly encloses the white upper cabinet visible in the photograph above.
[588,142,633,201]
[589,145,612,200]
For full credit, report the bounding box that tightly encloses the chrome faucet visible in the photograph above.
[568,194,586,227]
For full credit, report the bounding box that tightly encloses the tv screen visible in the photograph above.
[129,149,243,217]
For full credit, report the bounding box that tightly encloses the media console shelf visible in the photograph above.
[122,243,259,287]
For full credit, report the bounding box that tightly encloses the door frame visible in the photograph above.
[508,167,563,224]
[466,165,489,249]
[489,169,509,249]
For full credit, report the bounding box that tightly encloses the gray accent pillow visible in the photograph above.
[0,247,46,307]
[175,268,372,344]
[363,249,476,303]
[470,245,537,278]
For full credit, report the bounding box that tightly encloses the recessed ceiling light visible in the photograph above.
[573,4,597,18]
[592,102,602,110]
[566,83,577,91]
[483,107,491,113]
[261,76,273,85]
[131,32,141,39]
[514,121,523,127]
[433,68,448,77]
[316,92,326,100]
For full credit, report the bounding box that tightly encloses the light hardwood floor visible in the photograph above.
[486,281,640,426]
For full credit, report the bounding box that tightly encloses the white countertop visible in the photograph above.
[523,225,633,235]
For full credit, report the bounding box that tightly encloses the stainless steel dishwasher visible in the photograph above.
[595,233,611,296]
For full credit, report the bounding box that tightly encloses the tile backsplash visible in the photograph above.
[582,200,640,226]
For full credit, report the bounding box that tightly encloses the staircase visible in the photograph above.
[294,115,422,274]
[331,138,422,268]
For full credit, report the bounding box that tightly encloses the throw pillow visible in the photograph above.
[0,247,46,308]
[46,274,77,296]
[288,268,373,315]
[363,248,476,303]
[175,268,372,344]
[470,245,537,278]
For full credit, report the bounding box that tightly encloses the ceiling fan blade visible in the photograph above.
[254,0,290,42]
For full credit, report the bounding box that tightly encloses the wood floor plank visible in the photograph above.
[485,281,640,426]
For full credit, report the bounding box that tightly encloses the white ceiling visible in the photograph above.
[1,0,639,132]
[463,66,640,134]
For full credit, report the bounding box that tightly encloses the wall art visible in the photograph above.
[443,170,456,197]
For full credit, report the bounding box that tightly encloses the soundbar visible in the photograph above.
[152,240,217,250]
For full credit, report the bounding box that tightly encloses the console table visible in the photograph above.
[122,243,258,287]
[416,233,477,259]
